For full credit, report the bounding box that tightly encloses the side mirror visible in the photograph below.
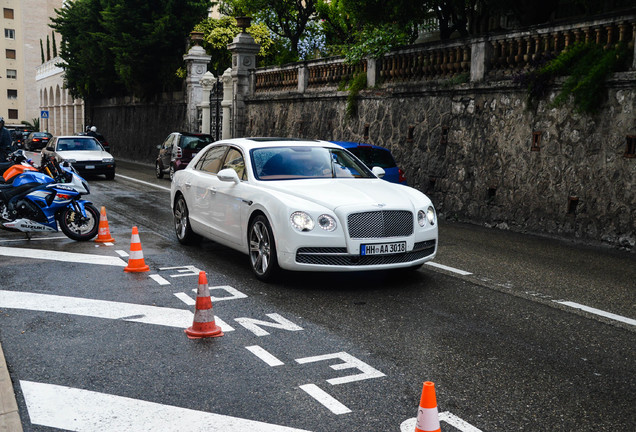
[371,166,385,179]
[217,168,240,184]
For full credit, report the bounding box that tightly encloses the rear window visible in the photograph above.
[347,147,397,169]
[181,135,214,150]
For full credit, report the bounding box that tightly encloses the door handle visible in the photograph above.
[207,187,217,195]
[185,181,191,188]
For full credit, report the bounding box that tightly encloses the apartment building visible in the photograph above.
[1,0,63,126]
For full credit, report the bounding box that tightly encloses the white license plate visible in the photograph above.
[85,165,95,169]
[361,241,406,256]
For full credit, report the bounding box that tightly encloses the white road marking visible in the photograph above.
[149,274,170,285]
[21,380,312,432]
[425,261,472,275]
[235,313,304,336]
[0,246,127,266]
[116,173,171,191]
[299,384,351,415]
[400,412,483,432]
[0,290,191,328]
[115,250,129,257]
[295,352,385,385]
[194,285,248,302]
[246,345,285,367]
[0,235,67,243]
[159,265,202,277]
[555,300,636,326]
[174,292,195,306]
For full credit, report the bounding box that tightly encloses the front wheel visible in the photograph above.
[58,203,99,241]
[155,162,164,179]
[248,215,279,282]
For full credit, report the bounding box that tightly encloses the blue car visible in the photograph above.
[331,141,407,185]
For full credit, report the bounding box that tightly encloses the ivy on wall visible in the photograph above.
[517,42,631,113]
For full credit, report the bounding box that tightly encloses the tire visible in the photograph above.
[58,203,99,241]
[248,215,279,282]
[173,194,199,244]
[155,162,164,179]
[169,165,175,181]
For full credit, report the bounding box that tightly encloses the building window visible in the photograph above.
[7,89,17,100]
[4,29,15,39]
[625,136,636,158]
[6,69,16,79]
[3,8,14,19]
[8,109,18,120]
[5,49,16,59]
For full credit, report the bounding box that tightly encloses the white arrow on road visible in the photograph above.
[21,380,312,432]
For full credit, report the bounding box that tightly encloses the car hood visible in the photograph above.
[262,179,429,210]
[57,150,113,161]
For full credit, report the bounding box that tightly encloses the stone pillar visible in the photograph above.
[366,57,380,88]
[470,38,491,82]
[183,32,211,133]
[221,68,233,140]
[298,63,308,93]
[227,24,260,138]
[200,72,215,134]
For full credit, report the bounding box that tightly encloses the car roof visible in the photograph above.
[213,137,341,151]
[330,141,391,152]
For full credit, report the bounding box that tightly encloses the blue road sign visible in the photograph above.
[41,110,49,119]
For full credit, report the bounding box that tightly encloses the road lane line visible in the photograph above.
[21,380,312,432]
[0,290,192,329]
[425,261,472,276]
[299,384,351,415]
[0,246,127,266]
[554,301,636,326]
[174,292,196,306]
[116,174,171,191]
[246,345,285,367]
[149,274,170,285]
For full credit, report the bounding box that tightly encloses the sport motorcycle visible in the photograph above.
[0,157,99,240]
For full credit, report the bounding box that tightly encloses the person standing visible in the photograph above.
[0,117,14,162]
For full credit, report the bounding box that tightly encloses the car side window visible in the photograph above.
[195,145,228,174]
[162,135,174,150]
[221,147,246,180]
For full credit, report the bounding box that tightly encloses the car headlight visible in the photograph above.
[418,206,436,227]
[317,214,337,231]
[102,158,114,163]
[290,211,314,232]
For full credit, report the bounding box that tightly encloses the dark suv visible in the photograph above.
[155,132,214,180]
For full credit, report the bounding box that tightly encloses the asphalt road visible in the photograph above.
[0,160,634,432]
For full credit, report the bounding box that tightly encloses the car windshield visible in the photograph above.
[347,146,396,169]
[252,146,374,180]
[57,138,103,151]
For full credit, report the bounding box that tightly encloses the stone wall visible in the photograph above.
[88,94,187,164]
[244,73,636,251]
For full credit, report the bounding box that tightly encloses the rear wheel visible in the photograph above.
[248,215,279,281]
[173,194,199,244]
[58,203,99,241]
[155,162,164,179]
[169,165,175,181]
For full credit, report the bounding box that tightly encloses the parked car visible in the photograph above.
[171,138,437,281]
[331,141,407,185]
[78,131,110,153]
[41,135,116,180]
[156,132,215,180]
[23,132,53,151]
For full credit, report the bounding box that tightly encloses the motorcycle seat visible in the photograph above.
[0,182,42,202]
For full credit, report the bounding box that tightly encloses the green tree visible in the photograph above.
[40,39,45,63]
[193,16,275,73]
[46,35,51,61]
[52,32,58,57]
[51,0,211,100]
[220,0,317,58]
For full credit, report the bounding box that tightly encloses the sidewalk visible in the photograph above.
[0,342,22,432]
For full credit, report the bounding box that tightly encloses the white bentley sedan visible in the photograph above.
[170,138,438,281]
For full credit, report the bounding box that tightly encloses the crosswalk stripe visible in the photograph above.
[21,380,312,432]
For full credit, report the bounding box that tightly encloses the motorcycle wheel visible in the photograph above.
[58,203,99,241]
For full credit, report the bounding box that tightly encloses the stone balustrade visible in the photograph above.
[251,13,635,93]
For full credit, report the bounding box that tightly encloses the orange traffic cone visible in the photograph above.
[185,271,224,339]
[123,226,150,272]
[414,382,441,432]
[94,206,115,243]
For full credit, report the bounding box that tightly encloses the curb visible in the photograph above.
[0,342,22,431]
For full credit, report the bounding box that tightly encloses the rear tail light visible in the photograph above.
[398,168,407,184]
[33,138,40,142]
[175,146,182,158]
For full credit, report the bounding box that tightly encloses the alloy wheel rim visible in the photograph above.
[250,221,270,275]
